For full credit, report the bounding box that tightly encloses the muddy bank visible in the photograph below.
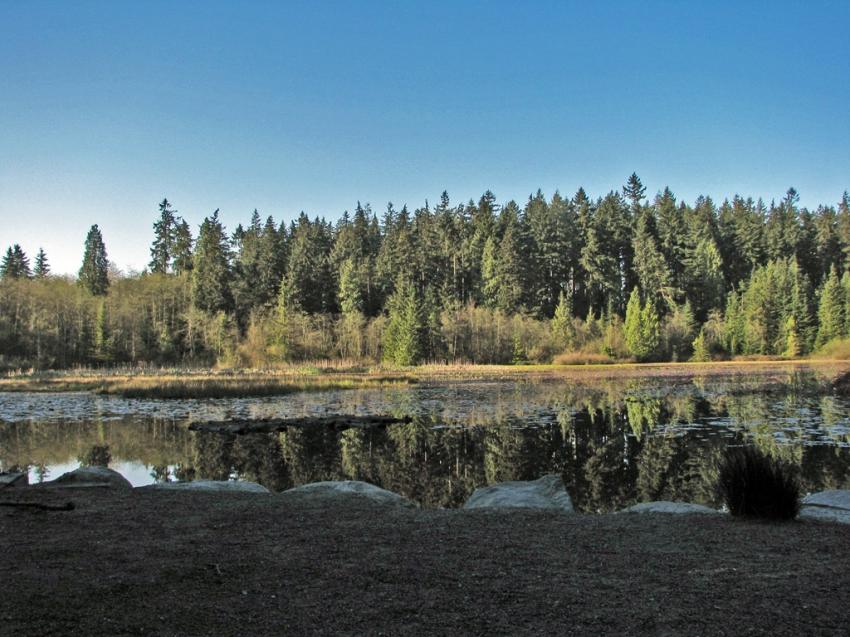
[1,488,848,636]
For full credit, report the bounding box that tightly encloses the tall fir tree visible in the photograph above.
[149,198,177,274]
[191,210,233,313]
[0,245,31,279]
[382,277,423,366]
[79,225,109,295]
[33,248,49,278]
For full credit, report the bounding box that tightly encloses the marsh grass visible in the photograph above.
[718,446,800,520]
[0,359,848,397]
[96,374,412,399]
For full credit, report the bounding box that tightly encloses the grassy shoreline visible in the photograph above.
[1,358,848,398]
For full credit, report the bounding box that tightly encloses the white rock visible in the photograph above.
[280,480,417,508]
[50,466,132,490]
[141,480,270,494]
[618,501,721,515]
[463,475,573,512]
[800,490,850,525]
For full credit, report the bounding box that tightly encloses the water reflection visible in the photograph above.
[2,373,850,512]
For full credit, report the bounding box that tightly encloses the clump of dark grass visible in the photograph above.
[718,446,800,520]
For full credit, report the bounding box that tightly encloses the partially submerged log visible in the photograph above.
[188,414,413,435]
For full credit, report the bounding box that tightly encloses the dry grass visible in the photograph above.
[97,374,412,399]
[552,351,619,365]
[2,358,850,396]
[0,368,413,398]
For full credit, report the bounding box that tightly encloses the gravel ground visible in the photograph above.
[1,488,848,636]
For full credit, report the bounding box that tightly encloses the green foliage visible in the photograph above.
[551,290,575,350]
[33,248,49,278]
[816,266,846,348]
[191,210,232,314]
[624,288,660,361]
[1,245,32,280]
[382,278,423,366]
[4,181,850,368]
[79,225,109,296]
[690,328,710,362]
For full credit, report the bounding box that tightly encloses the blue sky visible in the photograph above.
[1,1,848,274]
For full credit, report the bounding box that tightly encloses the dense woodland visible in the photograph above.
[2,174,850,370]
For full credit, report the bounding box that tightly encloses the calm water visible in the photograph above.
[2,371,849,512]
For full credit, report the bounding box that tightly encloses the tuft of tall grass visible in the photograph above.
[552,351,618,366]
[95,374,413,399]
[717,446,800,520]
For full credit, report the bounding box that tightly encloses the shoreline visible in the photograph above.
[2,488,848,635]
[1,358,849,397]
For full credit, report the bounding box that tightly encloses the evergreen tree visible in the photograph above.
[382,277,423,366]
[149,198,177,273]
[632,206,675,309]
[691,328,710,362]
[624,288,660,361]
[191,210,232,313]
[172,219,194,274]
[551,290,575,349]
[0,245,31,279]
[816,267,845,348]
[33,248,49,278]
[79,225,109,295]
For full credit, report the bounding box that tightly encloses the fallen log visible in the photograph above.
[188,414,413,435]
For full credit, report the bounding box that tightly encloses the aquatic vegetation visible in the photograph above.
[718,446,800,520]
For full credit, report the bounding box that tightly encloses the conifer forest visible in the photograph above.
[2,174,850,370]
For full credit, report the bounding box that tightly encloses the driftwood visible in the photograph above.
[0,501,75,512]
[188,414,413,435]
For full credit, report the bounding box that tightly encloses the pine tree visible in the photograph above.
[623,172,646,212]
[34,248,49,278]
[382,277,423,366]
[551,290,575,349]
[191,210,233,313]
[172,219,194,274]
[338,257,364,315]
[691,328,710,362]
[79,225,109,295]
[624,288,660,361]
[624,288,644,358]
[0,245,31,279]
[816,266,845,348]
[149,198,177,273]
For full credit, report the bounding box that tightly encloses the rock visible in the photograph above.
[800,490,850,524]
[50,466,132,490]
[0,472,28,488]
[140,480,270,494]
[618,501,721,515]
[280,480,417,508]
[463,475,573,512]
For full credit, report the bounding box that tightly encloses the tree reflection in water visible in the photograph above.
[2,373,850,511]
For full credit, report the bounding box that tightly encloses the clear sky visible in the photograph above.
[1,1,849,274]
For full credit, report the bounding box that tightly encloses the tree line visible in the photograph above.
[2,175,850,369]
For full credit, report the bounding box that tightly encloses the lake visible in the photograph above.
[2,370,849,512]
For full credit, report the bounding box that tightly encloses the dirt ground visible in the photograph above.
[1,488,848,636]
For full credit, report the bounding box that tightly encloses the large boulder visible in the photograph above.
[139,480,270,494]
[800,490,850,524]
[618,501,721,515]
[50,466,132,490]
[279,480,417,508]
[463,475,573,512]
[0,472,28,488]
